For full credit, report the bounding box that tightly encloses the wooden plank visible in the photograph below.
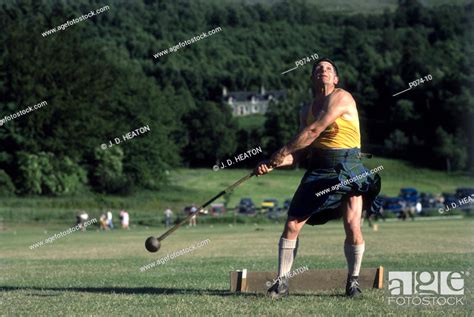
[377,266,384,289]
[230,269,249,292]
[229,267,384,293]
[241,269,248,292]
[229,270,239,292]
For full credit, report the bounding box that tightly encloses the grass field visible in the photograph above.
[0,218,472,316]
[236,114,265,130]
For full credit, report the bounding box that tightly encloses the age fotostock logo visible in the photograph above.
[388,271,467,306]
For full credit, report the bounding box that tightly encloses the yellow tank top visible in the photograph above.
[306,108,361,149]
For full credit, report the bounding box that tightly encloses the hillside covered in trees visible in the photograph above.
[0,0,472,196]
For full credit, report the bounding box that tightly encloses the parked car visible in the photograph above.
[183,206,193,215]
[209,203,225,216]
[420,192,436,208]
[238,198,256,214]
[267,208,286,219]
[261,198,279,213]
[455,188,474,199]
[455,188,474,210]
[442,193,457,207]
[183,205,206,215]
[381,196,403,213]
[399,188,419,205]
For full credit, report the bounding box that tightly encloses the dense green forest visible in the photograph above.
[0,0,473,196]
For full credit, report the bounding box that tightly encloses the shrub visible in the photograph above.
[16,152,87,195]
[0,170,16,196]
[91,146,133,194]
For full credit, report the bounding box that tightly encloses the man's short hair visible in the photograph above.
[311,57,339,77]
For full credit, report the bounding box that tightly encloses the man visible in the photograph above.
[164,207,173,227]
[254,58,382,299]
[77,211,89,231]
[399,200,407,220]
[120,210,130,229]
[106,210,114,229]
[189,205,197,227]
[99,213,108,230]
[408,203,416,221]
[415,201,422,214]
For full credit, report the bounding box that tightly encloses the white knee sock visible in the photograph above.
[344,242,365,277]
[278,237,298,278]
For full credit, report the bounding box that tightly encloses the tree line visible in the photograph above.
[0,0,472,196]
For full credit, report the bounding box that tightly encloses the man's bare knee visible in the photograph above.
[282,217,307,239]
[344,215,361,230]
[283,222,299,239]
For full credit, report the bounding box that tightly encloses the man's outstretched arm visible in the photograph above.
[270,149,308,167]
[269,92,351,167]
[254,148,308,176]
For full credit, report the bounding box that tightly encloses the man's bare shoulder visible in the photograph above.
[331,88,355,102]
[329,88,356,110]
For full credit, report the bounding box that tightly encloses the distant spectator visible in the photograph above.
[364,207,385,228]
[363,209,373,228]
[76,211,89,231]
[437,194,445,204]
[164,208,173,227]
[120,210,129,229]
[107,210,114,229]
[409,204,415,220]
[100,213,108,230]
[415,202,422,214]
[398,200,407,220]
[76,213,83,229]
[378,206,386,222]
[189,205,197,227]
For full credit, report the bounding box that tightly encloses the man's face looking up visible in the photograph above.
[312,61,339,86]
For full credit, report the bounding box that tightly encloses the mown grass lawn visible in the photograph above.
[0,218,472,316]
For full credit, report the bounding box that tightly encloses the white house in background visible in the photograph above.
[222,86,286,117]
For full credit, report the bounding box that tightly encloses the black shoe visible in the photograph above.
[345,275,362,298]
[267,277,289,299]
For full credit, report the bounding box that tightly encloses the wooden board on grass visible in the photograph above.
[230,266,384,293]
